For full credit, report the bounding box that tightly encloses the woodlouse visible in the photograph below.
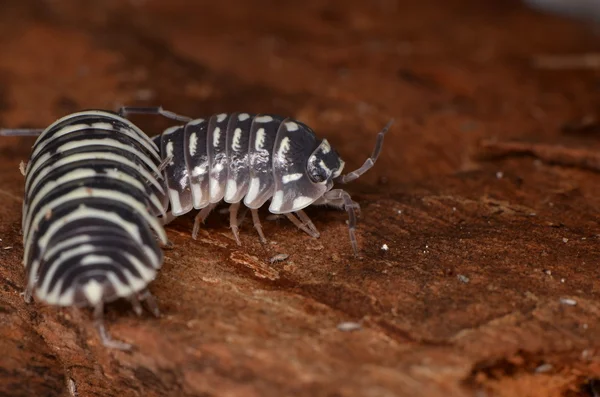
[7,110,171,349]
[120,106,393,254]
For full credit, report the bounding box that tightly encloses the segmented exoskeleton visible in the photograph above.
[7,110,170,350]
[120,107,392,255]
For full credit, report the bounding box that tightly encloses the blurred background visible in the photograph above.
[525,0,600,24]
[0,0,599,188]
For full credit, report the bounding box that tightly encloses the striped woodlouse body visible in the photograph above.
[124,107,393,254]
[17,110,170,350]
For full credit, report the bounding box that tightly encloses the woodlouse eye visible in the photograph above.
[308,167,328,183]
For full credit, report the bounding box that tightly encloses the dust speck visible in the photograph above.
[337,322,362,332]
[534,363,552,373]
[269,253,289,264]
[457,274,470,284]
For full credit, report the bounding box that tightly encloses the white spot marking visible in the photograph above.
[320,139,331,154]
[292,196,313,210]
[282,173,303,184]
[213,127,221,147]
[225,179,238,201]
[168,188,184,215]
[238,113,250,121]
[271,190,284,210]
[245,177,260,203]
[83,280,103,305]
[166,141,175,165]
[277,137,290,159]
[210,178,221,200]
[191,183,203,207]
[381,244,389,251]
[255,128,266,151]
[232,128,242,151]
[212,162,224,173]
[255,115,273,123]
[189,132,198,156]
[216,113,227,122]
[192,163,208,177]
[285,121,299,131]
[319,160,331,175]
[178,173,190,190]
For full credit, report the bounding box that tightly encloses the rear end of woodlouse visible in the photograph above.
[9,109,170,350]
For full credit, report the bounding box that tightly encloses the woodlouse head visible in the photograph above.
[306,138,345,186]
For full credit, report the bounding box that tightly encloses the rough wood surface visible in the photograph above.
[1,1,600,396]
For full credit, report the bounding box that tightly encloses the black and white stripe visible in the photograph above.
[21,110,169,349]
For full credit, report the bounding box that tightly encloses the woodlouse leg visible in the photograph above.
[22,275,39,303]
[229,202,242,246]
[93,301,132,351]
[336,119,393,184]
[295,210,320,237]
[139,289,160,317]
[129,295,143,316]
[285,213,320,238]
[237,206,249,226]
[22,285,33,303]
[0,128,44,137]
[353,201,362,217]
[159,211,176,226]
[117,106,193,123]
[162,240,175,250]
[153,216,174,248]
[251,208,267,244]
[126,290,160,318]
[323,189,360,255]
[157,155,172,174]
[19,161,27,176]
[154,155,173,182]
[192,203,217,239]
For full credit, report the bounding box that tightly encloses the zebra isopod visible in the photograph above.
[16,109,169,350]
[120,107,392,255]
